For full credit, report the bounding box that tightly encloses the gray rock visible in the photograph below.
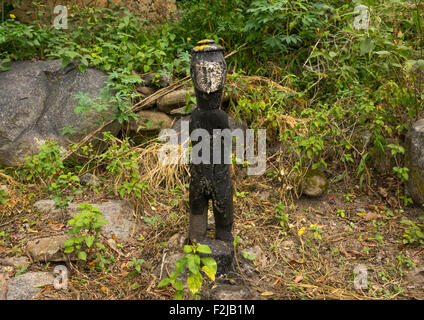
[157,88,195,114]
[166,233,186,250]
[79,173,101,187]
[137,85,156,96]
[405,119,424,206]
[68,200,137,242]
[0,256,30,267]
[0,60,121,166]
[170,104,197,116]
[302,170,328,197]
[4,272,55,300]
[127,110,174,142]
[141,72,173,88]
[405,266,424,290]
[26,235,72,262]
[33,199,57,214]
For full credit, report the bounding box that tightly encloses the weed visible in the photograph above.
[158,243,217,300]
[63,203,109,267]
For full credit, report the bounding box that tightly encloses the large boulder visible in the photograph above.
[405,119,424,206]
[0,60,120,166]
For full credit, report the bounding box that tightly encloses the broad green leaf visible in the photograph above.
[64,246,74,253]
[183,245,193,253]
[158,278,170,287]
[78,251,87,260]
[196,244,212,254]
[201,265,216,281]
[95,242,105,249]
[201,257,217,271]
[63,239,74,247]
[85,235,94,248]
[186,254,200,274]
[174,280,184,291]
[175,257,187,275]
[187,272,202,294]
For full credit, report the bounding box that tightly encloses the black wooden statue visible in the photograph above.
[188,40,234,243]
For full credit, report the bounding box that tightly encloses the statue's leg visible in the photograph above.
[212,176,234,242]
[189,181,209,242]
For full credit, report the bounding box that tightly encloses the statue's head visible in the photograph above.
[190,40,227,94]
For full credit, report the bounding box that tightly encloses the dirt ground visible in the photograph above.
[1,161,423,300]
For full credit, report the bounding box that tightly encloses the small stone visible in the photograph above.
[33,199,56,214]
[242,245,263,262]
[210,284,252,300]
[257,190,270,201]
[137,85,156,96]
[167,233,186,250]
[5,272,55,300]
[128,110,173,135]
[156,252,186,279]
[26,235,72,262]
[0,256,30,268]
[405,266,424,289]
[79,173,101,187]
[141,72,173,88]
[302,170,328,197]
[378,186,388,198]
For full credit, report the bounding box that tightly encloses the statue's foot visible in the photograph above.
[215,229,233,243]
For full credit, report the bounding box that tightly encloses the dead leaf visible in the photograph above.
[330,237,345,242]
[364,212,380,221]
[348,249,362,255]
[339,245,353,259]
[387,196,398,208]
[294,275,303,283]
[272,278,281,286]
[378,187,388,198]
[288,260,305,266]
[51,223,65,231]
[101,286,108,295]
[261,291,274,296]
[316,275,326,283]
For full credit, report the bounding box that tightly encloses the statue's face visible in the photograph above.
[192,59,226,94]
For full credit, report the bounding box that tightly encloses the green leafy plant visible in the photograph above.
[275,202,289,228]
[63,203,109,264]
[0,188,9,204]
[21,141,64,185]
[127,257,145,275]
[158,243,217,300]
[401,218,424,245]
[308,223,323,240]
